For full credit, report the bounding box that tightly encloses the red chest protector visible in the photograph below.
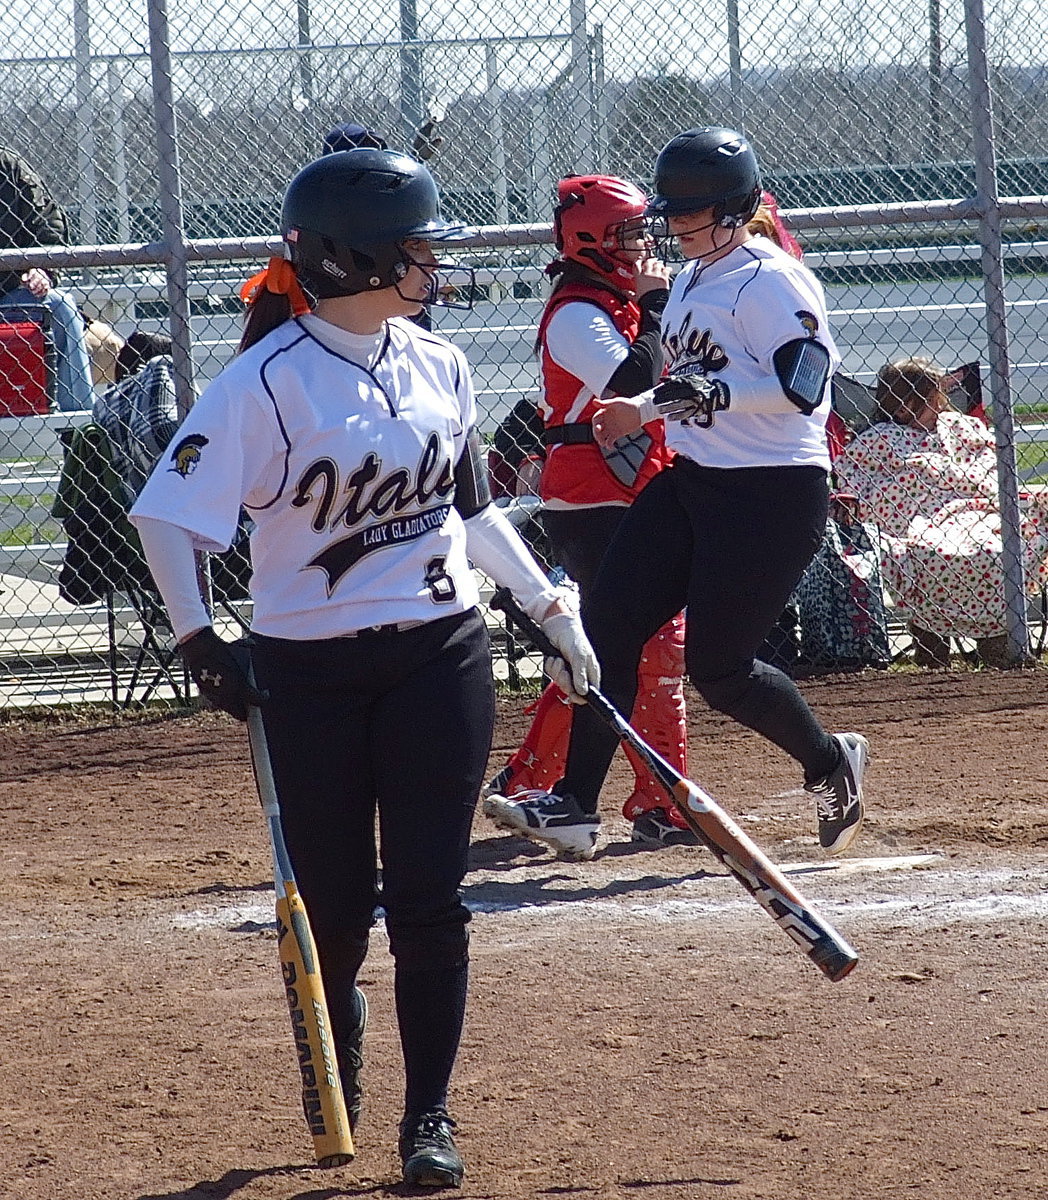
[537,280,671,507]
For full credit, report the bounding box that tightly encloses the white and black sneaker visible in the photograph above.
[630,808,700,848]
[482,789,600,861]
[807,732,868,855]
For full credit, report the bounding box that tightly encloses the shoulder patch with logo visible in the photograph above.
[169,434,209,477]
[796,310,819,338]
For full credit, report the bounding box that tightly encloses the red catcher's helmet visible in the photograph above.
[553,175,649,287]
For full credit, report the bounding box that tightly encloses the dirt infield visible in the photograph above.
[2,667,1046,1200]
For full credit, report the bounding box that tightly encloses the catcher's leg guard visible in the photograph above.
[622,613,689,828]
[490,682,574,795]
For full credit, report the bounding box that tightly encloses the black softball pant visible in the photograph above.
[251,607,495,1116]
[561,458,839,811]
[542,505,630,595]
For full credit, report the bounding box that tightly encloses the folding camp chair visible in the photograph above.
[830,360,985,437]
[104,583,191,708]
[53,423,192,708]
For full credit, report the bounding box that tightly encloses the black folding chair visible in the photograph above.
[53,423,192,708]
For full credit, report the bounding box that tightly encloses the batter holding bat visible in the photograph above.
[485,127,868,863]
[129,148,597,1187]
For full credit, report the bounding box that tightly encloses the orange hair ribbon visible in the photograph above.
[240,256,311,317]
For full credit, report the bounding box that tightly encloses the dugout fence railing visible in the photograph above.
[2,0,1048,709]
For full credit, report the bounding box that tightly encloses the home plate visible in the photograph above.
[780,853,944,877]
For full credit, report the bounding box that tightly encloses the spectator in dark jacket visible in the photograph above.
[0,146,93,410]
[0,146,68,294]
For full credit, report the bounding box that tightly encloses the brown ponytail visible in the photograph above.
[237,257,312,354]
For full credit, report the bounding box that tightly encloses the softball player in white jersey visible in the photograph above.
[488,128,868,864]
[129,149,598,1188]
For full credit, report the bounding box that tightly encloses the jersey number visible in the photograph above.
[424,556,457,604]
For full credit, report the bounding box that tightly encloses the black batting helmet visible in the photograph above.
[280,149,467,298]
[321,121,388,155]
[647,127,762,229]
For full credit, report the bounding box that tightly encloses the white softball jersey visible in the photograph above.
[659,235,840,470]
[130,315,482,639]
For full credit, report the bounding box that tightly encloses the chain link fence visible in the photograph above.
[0,0,1047,709]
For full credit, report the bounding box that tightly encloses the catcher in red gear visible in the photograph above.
[484,174,694,848]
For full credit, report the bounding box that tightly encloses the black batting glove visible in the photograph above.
[653,374,731,428]
[179,628,267,720]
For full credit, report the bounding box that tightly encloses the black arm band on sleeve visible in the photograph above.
[452,426,493,520]
[773,338,831,415]
[607,327,666,398]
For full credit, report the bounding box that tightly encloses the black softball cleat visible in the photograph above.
[807,731,868,855]
[399,1108,465,1188]
[630,808,700,847]
[337,986,368,1133]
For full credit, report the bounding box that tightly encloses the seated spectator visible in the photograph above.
[89,328,252,604]
[92,330,179,498]
[83,317,125,387]
[833,354,1048,666]
[0,146,94,411]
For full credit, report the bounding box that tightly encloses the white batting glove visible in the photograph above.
[539,609,601,703]
[653,374,731,428]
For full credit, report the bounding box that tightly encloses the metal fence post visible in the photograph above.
[485,43,510,227]
[728,0,745,133]
[399,0,425,148]
[964,0,1030,664]
[72,0,100,246]
[106,61,133,246]
[145,0,196,422]
[146,0,211,625]
[569,0,594,173]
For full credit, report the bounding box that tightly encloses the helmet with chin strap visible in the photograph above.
[280,149,467,299]
[647,127,762,230]
[553,175,649,287]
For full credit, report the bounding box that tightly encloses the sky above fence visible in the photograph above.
[2,0,1048,77]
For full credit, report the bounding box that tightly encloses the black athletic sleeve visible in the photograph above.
[637,287,669,332]
[605,288,669,398]
[452,426,492,519]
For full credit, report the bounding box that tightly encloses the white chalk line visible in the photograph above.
[168,855,941,929]
[167,855,1048,933]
